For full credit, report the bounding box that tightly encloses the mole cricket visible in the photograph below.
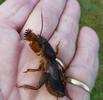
[17,12,72,100]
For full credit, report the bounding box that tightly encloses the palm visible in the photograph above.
[0,0,99,100]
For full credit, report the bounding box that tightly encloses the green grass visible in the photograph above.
[0,0,4,4]
[0,0,103,99]
[78,0,103,99]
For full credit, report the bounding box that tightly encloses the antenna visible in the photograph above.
[40,10,43,36]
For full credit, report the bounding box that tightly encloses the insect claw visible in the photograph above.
[25,29,32,34]
[23,69,31,73]
[24,32,32,41]
[23,70,28,73]
[16,84,22,88]
[24,34,27,37]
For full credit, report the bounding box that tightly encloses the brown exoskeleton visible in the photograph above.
[17,12,72,100]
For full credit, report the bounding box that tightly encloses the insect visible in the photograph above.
[17,12,72,100]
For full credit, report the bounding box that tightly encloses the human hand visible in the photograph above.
[0,0,99,100]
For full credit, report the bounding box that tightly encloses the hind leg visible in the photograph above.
[23,58,46,73]
[55,41,60,55]
[65,88,73,100]
[16,84,41,90]
[23,62,43,73]
[17,72,49,90]
[23,66,42,73]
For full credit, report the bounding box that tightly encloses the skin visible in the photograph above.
[0,0,99,100]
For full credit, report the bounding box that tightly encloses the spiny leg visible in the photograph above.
[16,84,41,90]
[55,41,60,55]
[68,95,73,100]
[24,60,45,73]
[17,72,49,90]
[65,88,72,100]
[23,68,41,73]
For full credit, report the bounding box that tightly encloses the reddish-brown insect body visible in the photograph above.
[24,29,66,97]
[17,12,72,100]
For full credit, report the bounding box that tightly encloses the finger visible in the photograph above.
[49,0,80,66]
[0,0,39,31]
[18,0,67,85]
[21,0,67,39]
[17,0,67,99]
[0,26,21,99]
[66,26,99,100]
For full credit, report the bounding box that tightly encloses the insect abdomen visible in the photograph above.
[46,76,65,97]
